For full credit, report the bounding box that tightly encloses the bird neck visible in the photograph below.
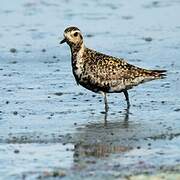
[71,43,85,60]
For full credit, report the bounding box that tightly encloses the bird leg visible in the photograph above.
[101,92,109,113]
[123,90,130,109]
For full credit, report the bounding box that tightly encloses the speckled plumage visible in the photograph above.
[60,26,166,111]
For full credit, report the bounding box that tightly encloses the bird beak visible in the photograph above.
[60,38,66,44]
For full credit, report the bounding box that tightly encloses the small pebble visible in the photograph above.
[54,92,63,96]
[13,111,18,115]
[100,111,106,114]
[122,15,133,20]
[86,34,93,38]
[25,50,31,53]
[50,113,54,116]
[10,48,17,53]
[143,37,153,42]
[42,48,46,52]
[10,61,17,64]
[14,149,20,154]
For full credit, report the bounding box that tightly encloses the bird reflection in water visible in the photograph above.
[73,109,131,163]
[104,106,129,127]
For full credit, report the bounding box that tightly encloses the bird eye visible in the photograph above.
[74,32,78,37]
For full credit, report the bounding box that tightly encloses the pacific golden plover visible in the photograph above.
[60,26,166,112]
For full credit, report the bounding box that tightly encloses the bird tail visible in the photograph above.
[148,69,167,79]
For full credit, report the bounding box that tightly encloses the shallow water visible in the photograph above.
[0,0,180,179]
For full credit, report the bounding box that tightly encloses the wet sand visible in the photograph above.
[0,0,180,179]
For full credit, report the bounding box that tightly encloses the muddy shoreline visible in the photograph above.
[0,0,180,179]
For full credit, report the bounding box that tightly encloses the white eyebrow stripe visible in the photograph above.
[71,30,81,33]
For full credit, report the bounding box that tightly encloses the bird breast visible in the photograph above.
[72,49,84,80]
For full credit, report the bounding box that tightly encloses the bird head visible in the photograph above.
[60,26,83,47]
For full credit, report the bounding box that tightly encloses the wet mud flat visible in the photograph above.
[0,0,180,179]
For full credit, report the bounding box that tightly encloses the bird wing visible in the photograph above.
[96,57,147,90]
[83,49,163,92]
